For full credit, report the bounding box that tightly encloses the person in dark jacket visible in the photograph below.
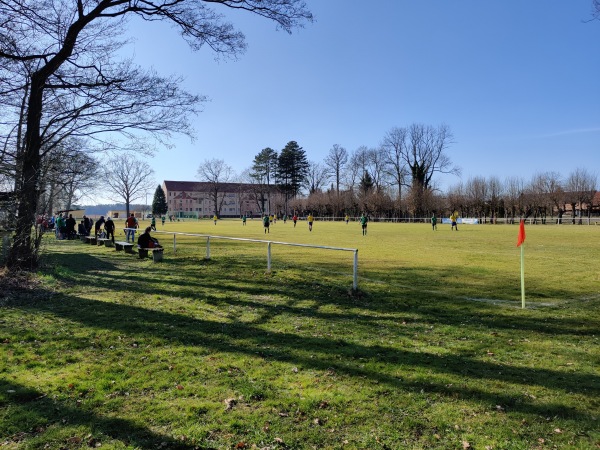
[65,214,77,239]
[104,216,115,243]
[138,226,161,249]
[94,215,105,237]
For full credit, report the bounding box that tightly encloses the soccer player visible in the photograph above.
[360,213,368,236]
[450,211,458,231]
[431,214,437,231]
[307,213,314,232]
[263,214,270,234]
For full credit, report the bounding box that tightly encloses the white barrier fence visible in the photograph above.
[127,229,359,290]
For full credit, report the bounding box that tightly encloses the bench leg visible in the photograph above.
[152,251,163,262]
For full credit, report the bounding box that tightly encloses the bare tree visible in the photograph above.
[368,147,389,192]
[381,127,409,207]
[38,140,99,215]
[446,182,466,219]
[486,176,503,224]
[324,144,348,194]
[197,158,234,217]
[0,0,312,269]
[306,161,329,194]
[465,176,488,221]
[384,124,459,217]
[103,154,155,217]
[566,168,597,224]
[504,176,526,223]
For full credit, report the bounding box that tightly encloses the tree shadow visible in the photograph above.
[13,291,599,422]
[0,379,203,449]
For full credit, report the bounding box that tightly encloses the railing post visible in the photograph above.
[206,236,211,260]
[267,241,272,272]
[173,234,176,253]
[353,249,358,291]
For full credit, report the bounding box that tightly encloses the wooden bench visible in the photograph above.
[115,241,134,253]
[85,236,97,245]
[138,247,164,262]
[78,234,88,242]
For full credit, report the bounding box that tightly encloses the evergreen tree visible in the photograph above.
[251,147,278,214]
[359,171,374,195]
[152,185,168,216]
[277,141,309,212]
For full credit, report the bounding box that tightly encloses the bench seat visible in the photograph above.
[115,241,134,253]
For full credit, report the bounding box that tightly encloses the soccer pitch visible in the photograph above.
[142,217,600,305]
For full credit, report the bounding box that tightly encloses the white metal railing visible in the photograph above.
[125,229,359,290]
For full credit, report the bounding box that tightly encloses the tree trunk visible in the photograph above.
[8,76,44,270]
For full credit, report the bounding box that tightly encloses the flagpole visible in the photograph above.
[520,244,525,309]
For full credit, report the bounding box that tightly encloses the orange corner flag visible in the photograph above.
[517,220,526,247]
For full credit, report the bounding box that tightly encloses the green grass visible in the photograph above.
[1,219,599,449]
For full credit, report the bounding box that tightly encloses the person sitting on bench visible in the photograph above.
[137,226,161,249]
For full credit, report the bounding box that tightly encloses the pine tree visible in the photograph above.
[277,141,309,212]
[152,185,168,216]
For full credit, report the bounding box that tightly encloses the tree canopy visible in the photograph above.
[0,0,312,269]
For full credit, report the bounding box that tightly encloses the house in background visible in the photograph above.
[107,210,143,219]
[162,180,285,219]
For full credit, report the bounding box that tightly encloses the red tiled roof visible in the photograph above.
[163,180,278,193]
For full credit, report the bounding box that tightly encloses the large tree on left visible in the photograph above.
[0,0,312,270]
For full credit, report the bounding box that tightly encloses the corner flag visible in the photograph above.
[517,219,526,308]
[517,220,526,247]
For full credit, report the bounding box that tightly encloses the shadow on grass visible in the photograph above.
[0,379,201,449]
[12,288,600,422]
[43,248,600,339]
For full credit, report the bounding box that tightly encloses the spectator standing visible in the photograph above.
[56,214,66,239]
[125,213,138,242]
[65,214,76,239]
[104,216,115,243]
[95,215,106,237]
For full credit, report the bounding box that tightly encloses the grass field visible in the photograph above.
[1,219,599,449]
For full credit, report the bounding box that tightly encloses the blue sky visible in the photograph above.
[117,0,600,198]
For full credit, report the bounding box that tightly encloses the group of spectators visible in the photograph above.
[45,213,116,242]
[42,211,161,250]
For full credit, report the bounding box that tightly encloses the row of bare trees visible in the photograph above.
[446,169,598,224]
[279,168,597,223]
